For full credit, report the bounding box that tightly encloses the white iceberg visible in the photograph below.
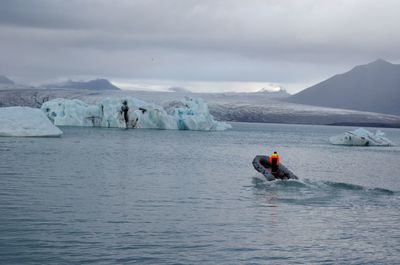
[41,97,231,131]
[0,107,63,137]
[168,97,231,130]
[329,128,395,146]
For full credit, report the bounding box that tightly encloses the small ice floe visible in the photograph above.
[329,128,394,146]
[0,107,63,137]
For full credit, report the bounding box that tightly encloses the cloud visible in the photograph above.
[0,0,399,92]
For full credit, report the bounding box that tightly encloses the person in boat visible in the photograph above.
[120,100,129,128]
[269,151,280,173]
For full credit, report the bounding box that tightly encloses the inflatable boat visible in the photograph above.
[252,155,298,181]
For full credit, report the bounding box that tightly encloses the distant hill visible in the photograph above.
[256,83,288,93]
[287,59,400,115]
[0,75,34,90]
[168,86,192,93]
[255,87,290,97]
[0,75,15,85]
[45,79,120,90]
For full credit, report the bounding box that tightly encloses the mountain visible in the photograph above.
[0,75,34,90]
[45,78,120,90]
[256,87,290,97]
[256,83,288,92]
[167,86,192,93]
[0,75,15,85]
[287,59,400,115]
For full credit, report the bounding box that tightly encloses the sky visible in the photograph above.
[0,0,399,93]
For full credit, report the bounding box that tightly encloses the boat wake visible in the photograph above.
[251,177,397,207]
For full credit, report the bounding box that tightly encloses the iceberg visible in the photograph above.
[167,97,231,130]
[0,107,63,137]
[41,97,231,131]
[329,128,395,146]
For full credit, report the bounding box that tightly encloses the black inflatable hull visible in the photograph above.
[252,155,298,181]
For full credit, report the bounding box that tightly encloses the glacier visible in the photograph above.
[0,107,63,137]
[329,128,395,146]
[41,97,231,131]
[2,89,400,128]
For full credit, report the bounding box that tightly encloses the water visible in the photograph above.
[1,122,400,264]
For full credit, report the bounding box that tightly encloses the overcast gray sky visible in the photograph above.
[0,0,399,93]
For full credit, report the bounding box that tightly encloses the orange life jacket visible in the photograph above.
[269,153,280,166]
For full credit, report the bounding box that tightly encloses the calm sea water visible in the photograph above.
[1,122,399,264]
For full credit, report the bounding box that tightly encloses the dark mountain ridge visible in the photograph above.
[45,78,120,90]
[287,59,400,115]
[0,75,15,85]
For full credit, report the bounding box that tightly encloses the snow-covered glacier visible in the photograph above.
[329,128,395,146]
[0,107,63,137]
[41,97,231,131]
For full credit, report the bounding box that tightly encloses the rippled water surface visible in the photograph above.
[1,123,400,264]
